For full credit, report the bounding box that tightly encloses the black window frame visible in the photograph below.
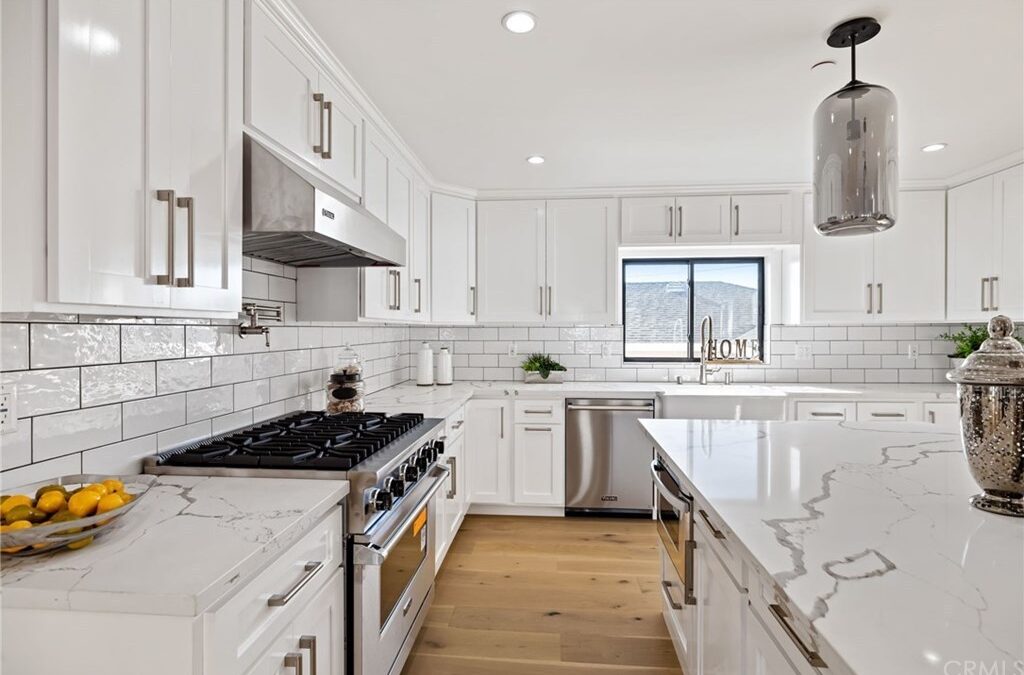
[621,257,766,363]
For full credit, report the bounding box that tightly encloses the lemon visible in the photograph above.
[1,495,33,518]
[120,493,135,504]
[83,483,109,497]
[36,491,67,514]
[66,535,94,550]
[68,490,102,517]
[96,493,125,515]
[35,484,69,501]
[101,479,125,494]
[1,519,33,553]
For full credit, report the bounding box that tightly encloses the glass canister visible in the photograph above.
[946,315,1024,517]
[326,345,365,414]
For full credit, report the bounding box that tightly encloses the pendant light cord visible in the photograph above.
[850,33,857,82]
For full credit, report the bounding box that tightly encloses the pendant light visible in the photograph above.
[813,18,898,236]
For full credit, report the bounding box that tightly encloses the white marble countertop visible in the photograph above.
[0,476,348,617]
[364,381,957,420]
[640,419,1024,675]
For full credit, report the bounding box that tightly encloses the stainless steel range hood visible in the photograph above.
[243,135,405,267]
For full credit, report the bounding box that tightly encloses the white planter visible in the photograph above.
[523,371,565,384]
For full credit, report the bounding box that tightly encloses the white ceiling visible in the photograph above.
[293,0,1024,191]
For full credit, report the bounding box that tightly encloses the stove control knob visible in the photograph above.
[400,462,420,483]
[422,445,438,462]
[383,476,405,499]
[367,488,393,513]
[433,439,445,455]
[414,454,430,473]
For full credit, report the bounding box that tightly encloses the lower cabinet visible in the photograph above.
[434,425,469,570]
[466,399,513,504]
[745,603,808,675]
[695,520,745,675]
[924,401,960,429]
[512,423,565,506]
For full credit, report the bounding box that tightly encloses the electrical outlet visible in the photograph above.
[795,344,813,361]
[908,344,920,360]
[601,343,611,357]
[0,385,17,434]
[508,343,518,357]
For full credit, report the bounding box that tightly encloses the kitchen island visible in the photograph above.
[640,419,1024,675]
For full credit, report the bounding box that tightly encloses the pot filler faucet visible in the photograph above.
[699,315,721,385]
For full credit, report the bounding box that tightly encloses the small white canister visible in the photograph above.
[416,342,434,386]
[436,346,454,385]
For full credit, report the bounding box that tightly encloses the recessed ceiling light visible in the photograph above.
[502,11,536,34]
[921,143,947,152]
[526,155,545,165]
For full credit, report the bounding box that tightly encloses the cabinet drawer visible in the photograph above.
[794,401,853,422]
[205,507,345,675]
[513,399,564,424]
[856,401,921,422]
[748,570,826,674]
[445,405,467,441]
[694,504,745,591]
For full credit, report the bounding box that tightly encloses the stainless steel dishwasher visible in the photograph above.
[565,398,656,515]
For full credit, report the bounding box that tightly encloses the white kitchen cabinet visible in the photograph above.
[622,193,793,246]
[695,521,745,675]
[431,194,478,323]
[47,0,242,313]
[924,402,960,429]
[389,160,414,320]
[316,74,364,197]
[947,165,1024,321]
[477,201,547,323]
[288,568,346,675]
[745,604,807,675]
[793,401,854,422]
[512,424,565,506]
[409,180,431,319]
[662,547,699,675]
[803,190,945,323]
[856,401,922,422]
[544,199,618,323]
[435,427,468,570]
[363,123,390,223]
[466,399,512,504]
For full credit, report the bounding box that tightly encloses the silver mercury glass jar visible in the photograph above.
[946,315,1024,517]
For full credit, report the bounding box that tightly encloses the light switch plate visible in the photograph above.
[0,385,17,434]
[907,344,920,360]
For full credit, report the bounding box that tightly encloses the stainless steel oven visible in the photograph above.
[651,457,696,605]
[352,463,450,675]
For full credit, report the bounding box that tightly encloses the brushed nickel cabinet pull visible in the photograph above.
[524,426,552,432]
[312,93,325,154]
[523,408,553,414]
[661,580,683,611]
[283,652,303,675]
[677,205,683,237]
[396,271,401,311]
[268,561,323,606]
[499,409,504,439]
[414,278,422,313]
[866,283,873,314]
[539,285,544,316]
[446,457,457,499]
[698,509,726,540]
[155,189,176,285]
[877,282,883,314]
[469,285,477,316]
[928,410,936,423]
[299,636,317,675]
[870,412,905,418]
[734,203,740,236]
[175,196,195,288]
[982,277,990,311]
[547,286,553,316]
[810,411,844,418]
[667,205,674,236]
[322,100,333,159]
[768,603,828,668]
[991,276,999,310]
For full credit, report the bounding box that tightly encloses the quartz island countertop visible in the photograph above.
[640,418,1024,675]
[0,475,348,617]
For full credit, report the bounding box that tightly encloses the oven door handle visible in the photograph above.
[651,460,692,513]
[354,464,450,566]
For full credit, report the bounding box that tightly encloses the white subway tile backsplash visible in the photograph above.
[1,368,80,418]
[157,420,212,452]
[33,404,122,462]
[0,323,29,371]
[186,385,235,423]
[253,351,285,379]
[121,325,185,362]
[157,358,211,394]
[298,326,323,349]
[250,258,284,277]
[31,323,119,368]
[185,325,234,357]
[269,276,297,303]
[1,454,81,490]
[123,394,186,439]
[881,326,917,340]
[270,374,300,401]
[284,349,312,374]
[865,369,899,383]
[82,362,156,406]
[0,421,32,470]
[212,354,254,386]
[847,326,882,340]
[242,270,269,299]
[234,379,271,410]
[82,435,157,475]
[813,327,847,340]
[212,409,254,437]
[499,327,529,341]
[848,355,882,369]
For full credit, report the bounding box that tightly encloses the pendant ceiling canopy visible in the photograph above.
[813,18,898,237]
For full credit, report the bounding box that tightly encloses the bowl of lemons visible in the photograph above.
[0,474,156,556]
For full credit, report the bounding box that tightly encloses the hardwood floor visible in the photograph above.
[402,515,683,675]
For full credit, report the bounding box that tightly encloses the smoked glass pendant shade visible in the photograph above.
[813,81,898,236]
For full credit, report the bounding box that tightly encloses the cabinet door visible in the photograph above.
[746,605,805,675]
[801,222,874,322]
[316,74,363,198]
[545,199,618,324]
[247,1,319,167]
[466,400,512,504]
[513,424,565,506]
[661,548,698,675]
[994,164,1024,318]
[432,486,449,571]
[169,0,242,313]
[947,175,996,321]
[871,191,945,322]
[362,268,394,320]
[48,0,171,308]
[476,201,546,323]
[362,124,390,223]
[731,193,792,243]
[291,569,345,675]
[388,161,413,318]
[431,194,477,323]
[620,197,676,245]
[856,401,922,422]
[924,402,960,429]
[409,181,431,320]
[675,195,731,244]
[696,524,744,675]
[242,628,303,675]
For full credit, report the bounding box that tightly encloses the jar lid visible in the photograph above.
[947,315,1024,386]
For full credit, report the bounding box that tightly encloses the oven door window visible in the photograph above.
[379,506,428,631]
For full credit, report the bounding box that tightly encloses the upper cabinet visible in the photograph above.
[47,0,242,313]
[947,164,1024,321]
[431,194,477,323]
[246,0,363,198]
[621,193,793,246]
[477,199,618,324]
[802,190,946,323]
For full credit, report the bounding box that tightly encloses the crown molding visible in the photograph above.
[944,150,1023,188]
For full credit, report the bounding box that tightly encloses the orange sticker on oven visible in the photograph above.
[412,508,427,537]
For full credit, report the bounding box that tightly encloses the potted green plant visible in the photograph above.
[521,353,567,383]
[939,324,1023,368]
